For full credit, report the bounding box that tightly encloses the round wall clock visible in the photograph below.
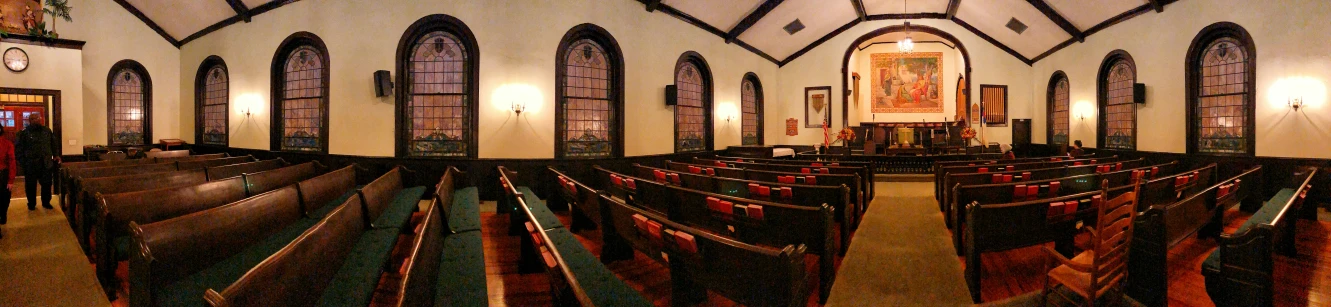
[4,47,29,72]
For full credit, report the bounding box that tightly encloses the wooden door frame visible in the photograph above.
[0,87,62,157]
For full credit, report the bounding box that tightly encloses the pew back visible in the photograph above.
[177,156,256,170]
[243,162,324,197]
[145,150,190,159]
[204,159,286,180]
[632,163,854,226]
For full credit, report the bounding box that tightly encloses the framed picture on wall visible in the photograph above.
[805,86,832,128]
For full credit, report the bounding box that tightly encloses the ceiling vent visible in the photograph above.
[783,19,805,35]
[1006,18,1027,34]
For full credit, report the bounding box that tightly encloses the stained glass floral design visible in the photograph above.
[1196,37,1249,154]
[1104,61,1135,150]
[202,66,228,145]
[742,79,760,145]
[676,62,706,152]
[111,69,145,145]
[281,46,325,152]
[561,39,614,158]
[407,31,470,157]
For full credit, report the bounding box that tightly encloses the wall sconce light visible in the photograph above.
[1077,113,1086,121]
[242,107,252,117]
[1289,96,1304,111]
[511,101,526,116]
[725,115,734,123]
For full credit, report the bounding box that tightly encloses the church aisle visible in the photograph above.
[825,181,972,306]
[0,198,110,307]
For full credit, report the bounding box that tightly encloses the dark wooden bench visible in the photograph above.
[145,150,191,159]
[58,153,227,208]
[500,166,652,307]
[599,193,811,306]
[64,155,251,223]
[631,163,854,228]
[388,166,486,306]
[935,156,1114,204]
[177,156,257,170]
[1125,166,1262,307]
[940,158,1142,217]
[948,162,1172,254]
[1200,168,1315,307]
[697,156,874,201]
[551,167,605,233]
[127,166,360,306]
[964,181,1139,303]
[666,160,867,218]
[203,158,286,180]
[596,166,840,303]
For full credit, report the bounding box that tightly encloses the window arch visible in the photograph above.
[741,72,764,146]
[674,51,713,153]
[195,56,228,146]
[107,60,152,146]
[395,14,480,158]
[1097,50,1136,150]
[555,23,624,159]
[1187,22,1255,156]
[1047,71,1069,146]
[270,32,330,153]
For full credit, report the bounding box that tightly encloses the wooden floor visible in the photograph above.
[961,207,1331,306]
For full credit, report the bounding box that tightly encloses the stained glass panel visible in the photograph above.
[281,45,324,152]
[1104,61,1135,150]
[407,31,469,157]
[561,39,613,158]
[1052,78,1069,145]
[202,66,228,145]
[1196,37,1248,154]
[742,79,760,145]
[676,62,705,152]
[111,69,146,145]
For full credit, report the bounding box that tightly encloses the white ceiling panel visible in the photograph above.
[954,0,1071,58]
[125,0,237,39]
[242,0,272,9]
[738,0,857,60]
[1046,0,1148,31]
[862,0,950,15]
[664,0,766,32]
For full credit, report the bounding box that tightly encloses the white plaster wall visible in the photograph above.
[0,42,82,155]
[1031,0,1331,159]
[177,0,779,158]
[777,18,1032,147]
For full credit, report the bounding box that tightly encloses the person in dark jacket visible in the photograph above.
[1068,140,1085,158]
[16,114,58,210]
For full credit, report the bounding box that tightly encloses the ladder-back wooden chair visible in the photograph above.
[1043,173,1141,306]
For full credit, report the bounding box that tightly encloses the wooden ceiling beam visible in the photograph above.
[178,0,300,46]
[1148,0,1164,12]
[726,0,785,43]
[1026,0,1083,42]
[644,0,662,12]
[112,0,181,48]
[645,3,780,64]
[851,0,867,22]
[951,17,1033,66]
[945,0,961,19]
[225,0,251,22]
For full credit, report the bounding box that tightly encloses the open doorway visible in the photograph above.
[0,88,61,200]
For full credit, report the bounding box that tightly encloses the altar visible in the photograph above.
[853,120,969,155]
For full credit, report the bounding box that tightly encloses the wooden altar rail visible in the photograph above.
[794,153,1004,174]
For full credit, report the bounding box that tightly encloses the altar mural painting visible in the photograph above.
[0,0,41,33]
[871,52,943,113]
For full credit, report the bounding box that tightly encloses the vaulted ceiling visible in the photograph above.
[111,0,1175,66]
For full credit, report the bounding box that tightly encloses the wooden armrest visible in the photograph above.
[1042,247,1091,272]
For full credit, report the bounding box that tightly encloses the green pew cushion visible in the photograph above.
[316,228,402,306]
[545,228,651,307]
[449,187,482,233]
[435,230,488,307]
[154,218,323,306]
[516,186,563,229]
[1202,188,1298,272]
[311,187,363,218]
[372,186,428,229]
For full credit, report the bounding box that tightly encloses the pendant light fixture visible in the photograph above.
[899,1,914,53]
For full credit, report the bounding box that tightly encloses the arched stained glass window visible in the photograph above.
[196,56,228,146]
[674,52,712,153]
[741,74,763,146]
[108,60,151,146]
[1048,72,1069,146]
[395,15,479,158]
[558,38,619,158]
[1098,50,1136,150]
[271,32,329,153]
[1188,22,1255,156]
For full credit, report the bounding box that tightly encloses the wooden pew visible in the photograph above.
[91,162,324,300]
[948,161,1173,254]
[75,169,209,255]
[64,162,180,224]
[58,153,228,209]
[388,167,486,306]
[665,160,867,217]
[154,153,229,163]
[355,167,428,230]
[127,166,359,307]
[550,167,606,232]
[1200,168,1315,307]
[963,180,1141,303]
[499,166,651,306]
[940,158,1141,216]
[599,193,811,307]
[203,159,286,180]
[934,156,1114,204]
[697,156,874,201]
[1125,166,1262,307]
[145,150,191,159]
[631,163,854,228]
[177,156,256,170]
[595,166,841,303]
[715,154,874,182]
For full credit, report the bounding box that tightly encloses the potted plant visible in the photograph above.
[43,0,73,39]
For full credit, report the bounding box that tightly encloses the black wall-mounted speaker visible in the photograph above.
[1134,83,1146,104]
[374,70,393,97]
[665,85,677,106]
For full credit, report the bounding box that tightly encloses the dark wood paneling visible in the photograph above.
[0,34,86,50]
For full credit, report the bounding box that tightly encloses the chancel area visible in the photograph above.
[1,0,1329,306]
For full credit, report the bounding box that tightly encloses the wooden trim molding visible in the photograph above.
[269,31,331,154]
[1026,0,1083,42]
[394,14,481,158]
[554,23,626,159]
[726,0,785,43]
[0,87,61,156]
[1185,22,1256,157]
[951,17,1033,66]
[106,59,153,146]
[225,0,251,22]
[111,0,179,47]
[0,34,86,50]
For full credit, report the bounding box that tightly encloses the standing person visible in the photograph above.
[1068,140,1085,158]
[0,123,13,239]
[16,114,58,210]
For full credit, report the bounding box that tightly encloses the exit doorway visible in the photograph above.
[0,88,62,178]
